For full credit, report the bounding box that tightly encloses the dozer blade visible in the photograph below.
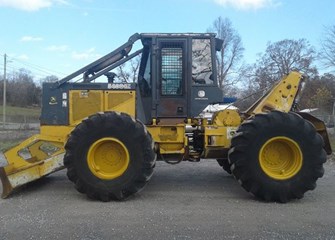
[0,134,65,198]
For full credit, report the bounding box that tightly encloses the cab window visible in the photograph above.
[192,38,213,85]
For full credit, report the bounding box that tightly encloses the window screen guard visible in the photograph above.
[160,43,183,96]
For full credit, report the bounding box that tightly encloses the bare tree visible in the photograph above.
[40,75,59,83]
[299,73,335,113]
[2,69,41,107]
[208,17,244,92]
[235,39,317,111]
[116,56,141,83]
[320,25,335,71]
[38,75,59,87]
[252,39,317,89]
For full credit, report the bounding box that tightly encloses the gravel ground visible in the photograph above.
[0,157,335,240]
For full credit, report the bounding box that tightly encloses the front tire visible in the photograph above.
[64,112,156,201]
[228,111,326,202]
[217,158,232,174]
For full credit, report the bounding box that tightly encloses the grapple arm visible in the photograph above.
[245,71,305,115]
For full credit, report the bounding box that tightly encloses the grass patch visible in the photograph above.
[0,129,38,152]
[0,106,41,117]
[0,140,21,152]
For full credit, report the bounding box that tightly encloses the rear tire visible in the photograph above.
[64,112,156,201]
[228,111,326,203]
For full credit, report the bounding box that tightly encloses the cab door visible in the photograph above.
[156,39,188,118]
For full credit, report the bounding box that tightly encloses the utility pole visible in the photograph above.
[3,54,6,129]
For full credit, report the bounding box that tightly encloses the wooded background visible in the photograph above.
[1,17,335,125]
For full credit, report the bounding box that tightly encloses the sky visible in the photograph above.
[0,0,334,81]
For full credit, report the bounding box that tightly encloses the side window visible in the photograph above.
[138,47,151,97]
[143,53,151,87]
[192,39,213,85]
[160,43,183,96]
[141,53,151,96]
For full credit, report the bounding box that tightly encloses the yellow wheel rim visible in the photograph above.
[259,137,303,180]
[87,137,129,180]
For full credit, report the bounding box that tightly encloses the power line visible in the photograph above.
[0,53,67,77]
[10,57,65,76]
[0,63,55,80]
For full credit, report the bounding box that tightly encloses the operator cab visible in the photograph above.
[137,33,223,124]
[41,33,223,126]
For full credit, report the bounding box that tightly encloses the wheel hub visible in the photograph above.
[259,136,303,180]
[87,137,129,180]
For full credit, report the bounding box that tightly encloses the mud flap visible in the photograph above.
[297,112,332,155]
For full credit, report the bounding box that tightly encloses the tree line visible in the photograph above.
[0,70,58,107]
[211,17,335,115]
[1,17,335,115]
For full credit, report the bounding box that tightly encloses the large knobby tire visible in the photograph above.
[64,112,156,201]
[228,111,326,203]
[217,158,232,174]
